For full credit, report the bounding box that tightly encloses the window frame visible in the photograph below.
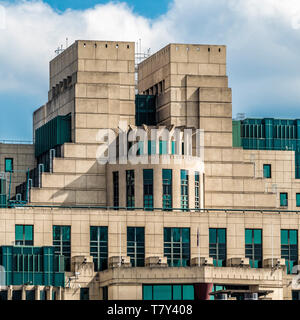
[245,228,263,268]
[280,193,288,207]
[127,226,145,267]
[5,158,13,173]
[263,164,271,179]
[164,227,190,267]
[15,224,34,246]
[52,225,71,272]
[209,228,227,267]
[90,226,108,272]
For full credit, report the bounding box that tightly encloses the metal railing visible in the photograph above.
[2,204,300,214]
[0,139,33,145]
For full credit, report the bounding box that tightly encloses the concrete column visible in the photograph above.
[135,167,143,208]
[22,286,26,300]
[173,169,181,209]
[154,167,162,209]
[119,169,126,208]
[35,286,40,300]
[47,286,52,300]
[189,170,195,210]
[7,286,12,300]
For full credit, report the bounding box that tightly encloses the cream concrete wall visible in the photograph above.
[0,143,36,198]
[241,149,300,210]
[0,207,296,300]
[106,157,204,210]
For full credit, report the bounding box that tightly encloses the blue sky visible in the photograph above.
[1,0,300,141]
[42,0,171,18]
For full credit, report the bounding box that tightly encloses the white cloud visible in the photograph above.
[0,0,300,118]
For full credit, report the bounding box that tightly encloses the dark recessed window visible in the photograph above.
[297,193,300,207]
[280,193,288,207]
[5,158,13,172]
[263,164,271,178]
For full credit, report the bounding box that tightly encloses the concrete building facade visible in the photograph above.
[0,40,299,300]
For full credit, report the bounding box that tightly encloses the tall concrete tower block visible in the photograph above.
[138,43,232,149]
[33,40,136,143]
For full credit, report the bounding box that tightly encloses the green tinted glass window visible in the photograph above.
[173,285,182,300]
[195,172,200,209]
[281,229,298,274]
[263,164,271,178]
[171,141,176,154]
[148,141,156,155]
[182,285,194,300]
[126,170,135,208]
[5,158,13,172]
[162,169,172,210]
[180,170,189,210]
[159,140,167,155]
[143,169,153,210]
[297,194,300,207]
[113,171,119,208]
[143,285,153,300]
[127,227,145,267]
[15,225,33,246]
[209,228,226,267]
[280,193,288,206]
[164,228,190,267]
[153,285,172,300]
[53,225,71,271]
[245,229,262,268]
[143,285,194,301]
[90,226,108,271]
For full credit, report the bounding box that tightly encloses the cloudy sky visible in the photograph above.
[0,0,300,140]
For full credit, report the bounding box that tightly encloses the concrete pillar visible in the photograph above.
[189,170,195,210]
[7,286,12,300]
[35,286,40,300]
[119,169,126,208]
[22,286,26,300]
[154,167,162,209]
[135,167,143,208]
[173,169,181,209]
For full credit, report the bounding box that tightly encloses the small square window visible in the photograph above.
[263,164,271,178]
[280,193,288,207]
[5,158,13,172]
[296,194,300,207]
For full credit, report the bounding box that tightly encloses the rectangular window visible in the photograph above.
[280,193,288,207]
[90,226,108,271]
[53,225,71,272]
[126,170,135,208]
[162,169,172,210]
[209,228,226,267]
[181,170,189,210]
[143,284,194,300]
[148,141,156,155]
[263,164,271,178]
[80,288,89,300]
[195,172,200,209]
[245,229,262,268]
[15,225,33,246]
[281,229,298,274]
[143,169,153,210]
[164,227,190,267]
[127,227,145,267]
[113,171,119,209]
[5,158,13,172]
[296,193,300,207]
[171,141,176,155]
[159,140,167,155]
